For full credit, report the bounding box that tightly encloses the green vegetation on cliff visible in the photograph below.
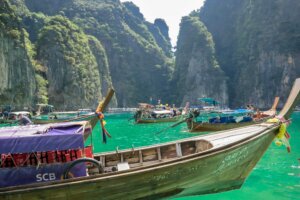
[172,16,227,106]
[23,0,174,107]
[199,0,300,107]
[37,15,102,109]
[0,0,36,107]
[2,0,300,109]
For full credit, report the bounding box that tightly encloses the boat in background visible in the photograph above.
[0,79,299,199]
[35,104,54,116]
[33,110,94,124]
[293,105,300,112]
[198,97,220,111]
[0,111,32,125]
[187,96,280,132]
[134,103,186,124]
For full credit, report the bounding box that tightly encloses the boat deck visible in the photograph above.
[93,122,278,172]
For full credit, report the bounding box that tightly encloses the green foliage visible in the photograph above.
[176,16,219,70]
[37,15,101,108]
[2,0,175,107]
[0,1,22,40]
[198,0,300,107]
[35,74,48,103]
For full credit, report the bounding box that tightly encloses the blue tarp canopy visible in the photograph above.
[0,122,89,154]
[221,109,254,115]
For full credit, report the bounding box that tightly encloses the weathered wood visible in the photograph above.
[0,124,279,200]
[278,78,300,119]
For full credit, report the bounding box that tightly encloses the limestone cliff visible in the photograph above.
[0,0,36,108]
[23,0,174,107]
[87,35,117,107]
[173,16,228,106]
[199,0,300,108]
[36,16,102,109]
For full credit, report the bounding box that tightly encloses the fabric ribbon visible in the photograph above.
[267,117,291,153]
[96,112,111,144]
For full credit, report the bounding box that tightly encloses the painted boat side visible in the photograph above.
[187,116,271,132]
[0,125,278,200]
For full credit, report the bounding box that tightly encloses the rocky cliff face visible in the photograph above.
[87,35,117,107]
[0,0,36,108]
[3,0,300,109]
[199,0,300,108]
[36,16,102,110]
[173,16,228,106]
[22,0,174,107]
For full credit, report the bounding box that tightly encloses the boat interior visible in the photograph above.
[90,123,276,174]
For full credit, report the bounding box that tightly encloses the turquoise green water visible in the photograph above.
[89,112,300,200]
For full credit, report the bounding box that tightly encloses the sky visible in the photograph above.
[120,0,205,46]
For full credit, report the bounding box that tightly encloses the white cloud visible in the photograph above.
[120,0,205,46]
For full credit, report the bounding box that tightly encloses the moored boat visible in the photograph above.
[32,111,95,125]
[294,105,300,112]
[134,103,186,124]
[187,97,280,132]
[0,111,32,125]
[0,79,299,199]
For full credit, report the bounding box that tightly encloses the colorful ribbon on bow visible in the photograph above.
[268,117,291,153]
[96,112,111,143]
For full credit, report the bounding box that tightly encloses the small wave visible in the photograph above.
[291,165,300,169]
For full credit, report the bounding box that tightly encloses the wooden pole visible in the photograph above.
[278,78,300,119]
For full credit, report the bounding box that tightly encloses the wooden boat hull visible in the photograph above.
[0,124,278,200]
[33,114,95,125]
[0,119,17,125]
[187,117,272,132]
[187,119,256,132]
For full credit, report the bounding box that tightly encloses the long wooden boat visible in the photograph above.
[0,79,299,199]
[187,97,280,132]
[32,112,96,125]
[0,111,32,125]
[9,90,114,127]
[134,104,186,124]
[136,114,184,123]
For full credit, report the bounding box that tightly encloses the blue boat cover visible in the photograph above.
[0,122,87,154]
[0,122,90,187]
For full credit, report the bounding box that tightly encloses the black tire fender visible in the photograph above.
[63,158,103,179]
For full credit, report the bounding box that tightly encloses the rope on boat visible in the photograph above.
[154,117,188,135]
[96,112,111,143]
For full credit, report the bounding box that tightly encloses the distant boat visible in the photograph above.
[0,79,299,199]
[134,103,186,123]
[0,111,32,125]
[32,110,95,124]
[294,105,300,111]
[0,90,114,128]
[187,97,280,132]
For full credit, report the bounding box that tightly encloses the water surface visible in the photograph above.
[89,112,300,200]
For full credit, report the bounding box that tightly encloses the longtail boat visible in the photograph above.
[0,79,299,199]
[28,90,114,126]
[134,103,187,124]
[0,111,32,125]
[187,96,280,132]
